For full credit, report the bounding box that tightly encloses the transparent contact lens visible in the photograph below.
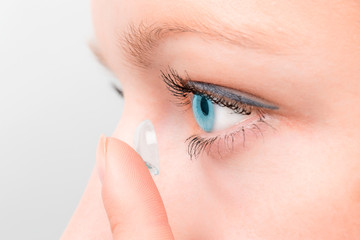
[133,120,160,175]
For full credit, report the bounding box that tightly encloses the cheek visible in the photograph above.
[198,126,360,238]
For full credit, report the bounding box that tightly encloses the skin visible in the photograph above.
[62,0,360,239]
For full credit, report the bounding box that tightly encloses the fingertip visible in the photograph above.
[104,137,149,176]
[102,137,155,201]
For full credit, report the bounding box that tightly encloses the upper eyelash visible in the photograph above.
[160,66,253,115]
[160,66,275,160]
[160,67,193,106]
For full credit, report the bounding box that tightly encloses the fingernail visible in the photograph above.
[96,134,108,184]
[133,120,160,175]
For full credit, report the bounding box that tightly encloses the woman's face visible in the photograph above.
[65,0,360,239]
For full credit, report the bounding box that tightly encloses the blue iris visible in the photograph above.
[192,94,215,132]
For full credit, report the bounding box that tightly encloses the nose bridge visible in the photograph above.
[111,95,163,149]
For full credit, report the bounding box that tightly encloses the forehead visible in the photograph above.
[102,0,360,28]
[93,0,360,73]
[96,0,360,54]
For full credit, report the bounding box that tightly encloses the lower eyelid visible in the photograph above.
[188,111,276,160]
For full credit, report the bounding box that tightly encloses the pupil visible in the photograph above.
[200,96,209,116]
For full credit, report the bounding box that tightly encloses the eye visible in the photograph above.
[160,66,278,160]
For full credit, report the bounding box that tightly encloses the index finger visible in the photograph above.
[97,136,175,240]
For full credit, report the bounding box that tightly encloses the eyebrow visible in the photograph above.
[90,18,298,70]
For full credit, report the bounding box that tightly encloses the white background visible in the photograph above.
[0,0,123,239]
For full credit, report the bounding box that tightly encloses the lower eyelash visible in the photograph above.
[185,114,272,160]
[185,135,218,161]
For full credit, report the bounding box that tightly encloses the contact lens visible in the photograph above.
[133,120,160,175]
[192,94,215,132]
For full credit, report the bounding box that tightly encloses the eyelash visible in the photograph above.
[160,66,275,160]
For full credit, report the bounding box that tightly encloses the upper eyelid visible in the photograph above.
[161,66,279,110]
[186,81,279,110]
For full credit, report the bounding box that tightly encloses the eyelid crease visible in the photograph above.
[186,81,279,110]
